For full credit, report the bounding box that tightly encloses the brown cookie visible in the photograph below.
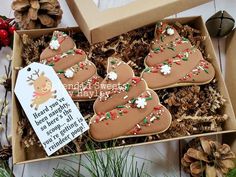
[141,22,215,90]
[40,31,103,101]
[89,58,172,142]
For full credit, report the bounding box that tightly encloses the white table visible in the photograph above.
[0,0,235,176]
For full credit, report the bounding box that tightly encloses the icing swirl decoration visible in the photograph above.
[89,58,172,142]
[40,31,103,101]
[141,22,215,90]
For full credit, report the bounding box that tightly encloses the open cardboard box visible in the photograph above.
[12,16,236,164]
[66,0,211,44]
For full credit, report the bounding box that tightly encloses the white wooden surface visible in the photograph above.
[0,0,236,176]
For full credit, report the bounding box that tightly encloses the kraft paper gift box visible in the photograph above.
[66,0,212,44]
[226,28,236,114]
[12,16,236,164]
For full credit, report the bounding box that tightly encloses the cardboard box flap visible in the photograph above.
[225,29,236,114]
[67,0,212,43]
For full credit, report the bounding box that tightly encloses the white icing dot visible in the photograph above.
[64,69,74,78]
[166,27,175,36]
[107,71,118,80]
[150,117,156,122]
[49,39,60,50]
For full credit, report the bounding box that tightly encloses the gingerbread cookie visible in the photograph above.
[40,31,102,100]
[141,22,215,90]
[89,58,172,142]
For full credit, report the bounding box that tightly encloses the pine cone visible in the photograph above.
[12,0,63,29]
[181,137,235,177]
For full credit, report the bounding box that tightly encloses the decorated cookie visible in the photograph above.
[141,22,215,90]
[89,58,172,142]
[40,31,103,100]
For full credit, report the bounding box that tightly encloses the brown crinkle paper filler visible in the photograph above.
[162,80,226,118]
[157,79,227,138]
[21,33,51,65]
[0,145,12,161]
[17,22,229,155]
[12,0,63,30]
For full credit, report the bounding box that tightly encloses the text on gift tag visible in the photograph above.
[14,62,89,156]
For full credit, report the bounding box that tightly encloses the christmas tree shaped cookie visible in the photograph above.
[89,58,172,142]
[40,31,102,100]
[141,22,215,90]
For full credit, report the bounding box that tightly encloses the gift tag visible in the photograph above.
[14,62,89,156]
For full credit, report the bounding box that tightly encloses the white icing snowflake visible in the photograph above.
[166,27,175,36]
[107,71,118,80]
[49,39,60,50]
[160,65,171,75]
[135,97,147,109]
[64,69,74,78]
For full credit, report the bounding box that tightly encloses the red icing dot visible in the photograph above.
[130,104,136,108]
[106,122,109,125]
[177,41,182,44]
[175,62,181,65]
[132,77,141,84]
[176,54,182,59]
[167,59,172,64]
[80,62,85,68]
[152,68,158,73]
[154,106,162,111]
[75,49,83,55]
[92,77,98,84]
[184,49,190,52]
[123,110,128,114]
[110,111,117,120]
[54,56,60,62]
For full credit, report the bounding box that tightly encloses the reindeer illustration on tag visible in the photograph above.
[27,69,57,110]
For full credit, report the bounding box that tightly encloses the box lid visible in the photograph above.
[226,29,236,114]
[66,0,212,44]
